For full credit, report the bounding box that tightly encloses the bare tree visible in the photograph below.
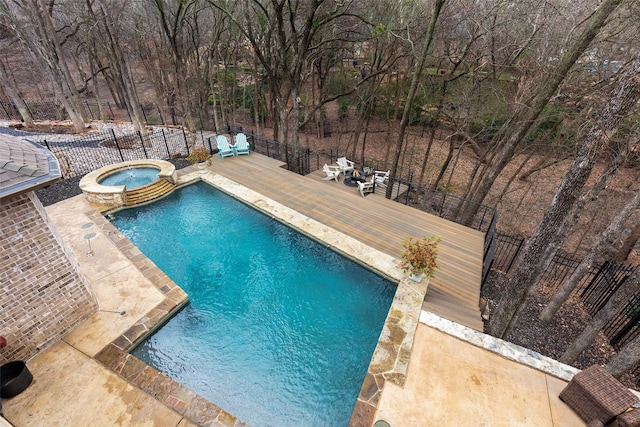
[83,0,146,132]
[457,0,623,225]
[209,0,373,169]
[561,269,640,365]
[615,223,640,263]
[0,0,87,131]
[144,0,222,130]
[539,144,639,321]
[487,52,640,338]
[0,56,33,125]
[387,0,446,195]
[606,331,640,379]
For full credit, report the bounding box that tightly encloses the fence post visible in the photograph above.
[438,191,446,216]
[610,308,640,348]
[157,106,165,125]
[85,101,93,121]
[182,128,190,156]
[111,128,125,162]
[43,139,52,151]
[22,99,35,121]
[138,131,149,158]
[404,170,413,205]
[161,129,171,158]
[141,107,148,124]
[0,100,11,119]
[506,237,525,273]
[107,102,116,121]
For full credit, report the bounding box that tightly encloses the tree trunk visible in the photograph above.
[493,152,534,206]
[276,95,289,161]
[432,132,454,189]
[419,124,438,186]
[35,0,88,129]
[540,153,639,321]
[615,223,640,263]
[88,55,106,121]
[457,0,623,225]
[487,52,640,338]
[0,58,34,126]
[541,188,640,321]
[606,332,640,379]
[291,87,301,171]
[252,59,261,136]
[1,0,87,131]
[28,0,86,131]
[86,0,144,132]
[388,0,446,198]
[560,270,640,365]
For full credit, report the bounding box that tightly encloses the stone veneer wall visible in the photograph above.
[0,192,97,363]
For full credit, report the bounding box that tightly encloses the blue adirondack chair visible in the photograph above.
[216,135,235,158]
[234,133,250,156]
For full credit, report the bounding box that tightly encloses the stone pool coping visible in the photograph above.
[92,166,427,426]
[79,159,176,207]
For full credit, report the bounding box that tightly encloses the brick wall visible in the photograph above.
[0,192,97,363]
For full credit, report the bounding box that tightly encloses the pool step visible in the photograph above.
[125,179,175,206]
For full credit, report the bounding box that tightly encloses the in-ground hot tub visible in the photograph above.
[79,160,177,208]
[99,166,160,189]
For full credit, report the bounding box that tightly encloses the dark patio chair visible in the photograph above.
[559,365,638,425]
[614,408,640,427]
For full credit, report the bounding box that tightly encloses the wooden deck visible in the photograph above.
[196,153,485,331]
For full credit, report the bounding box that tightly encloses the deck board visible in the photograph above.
[194,153,485,330]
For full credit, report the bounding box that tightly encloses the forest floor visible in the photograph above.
[10,113,640,390]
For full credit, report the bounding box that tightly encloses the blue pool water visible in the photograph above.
[111,182,396,426]
[99,167,159,189]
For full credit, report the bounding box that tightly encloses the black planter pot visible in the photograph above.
[0,361,33,398]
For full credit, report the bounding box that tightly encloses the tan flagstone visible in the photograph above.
[375,323,585,426]
[2,341,183,426]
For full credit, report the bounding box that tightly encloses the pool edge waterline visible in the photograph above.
[93,169,427,426]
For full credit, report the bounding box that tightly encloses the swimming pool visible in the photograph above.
[111,182,396,426]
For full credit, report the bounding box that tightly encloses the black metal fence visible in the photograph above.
[38,128,190,179]
[539,252,584,290]
[491,229,640,351]
[494,232,635,301]
[385,177,497,286]
[581,262,638,315]
[1,98,224,131]
[492,233,525,273]
[604,289,640,350]
[0,99,66,121]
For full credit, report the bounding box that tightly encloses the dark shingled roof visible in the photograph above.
[0,134,61,200]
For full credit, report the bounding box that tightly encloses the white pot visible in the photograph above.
[409,272,424,283]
